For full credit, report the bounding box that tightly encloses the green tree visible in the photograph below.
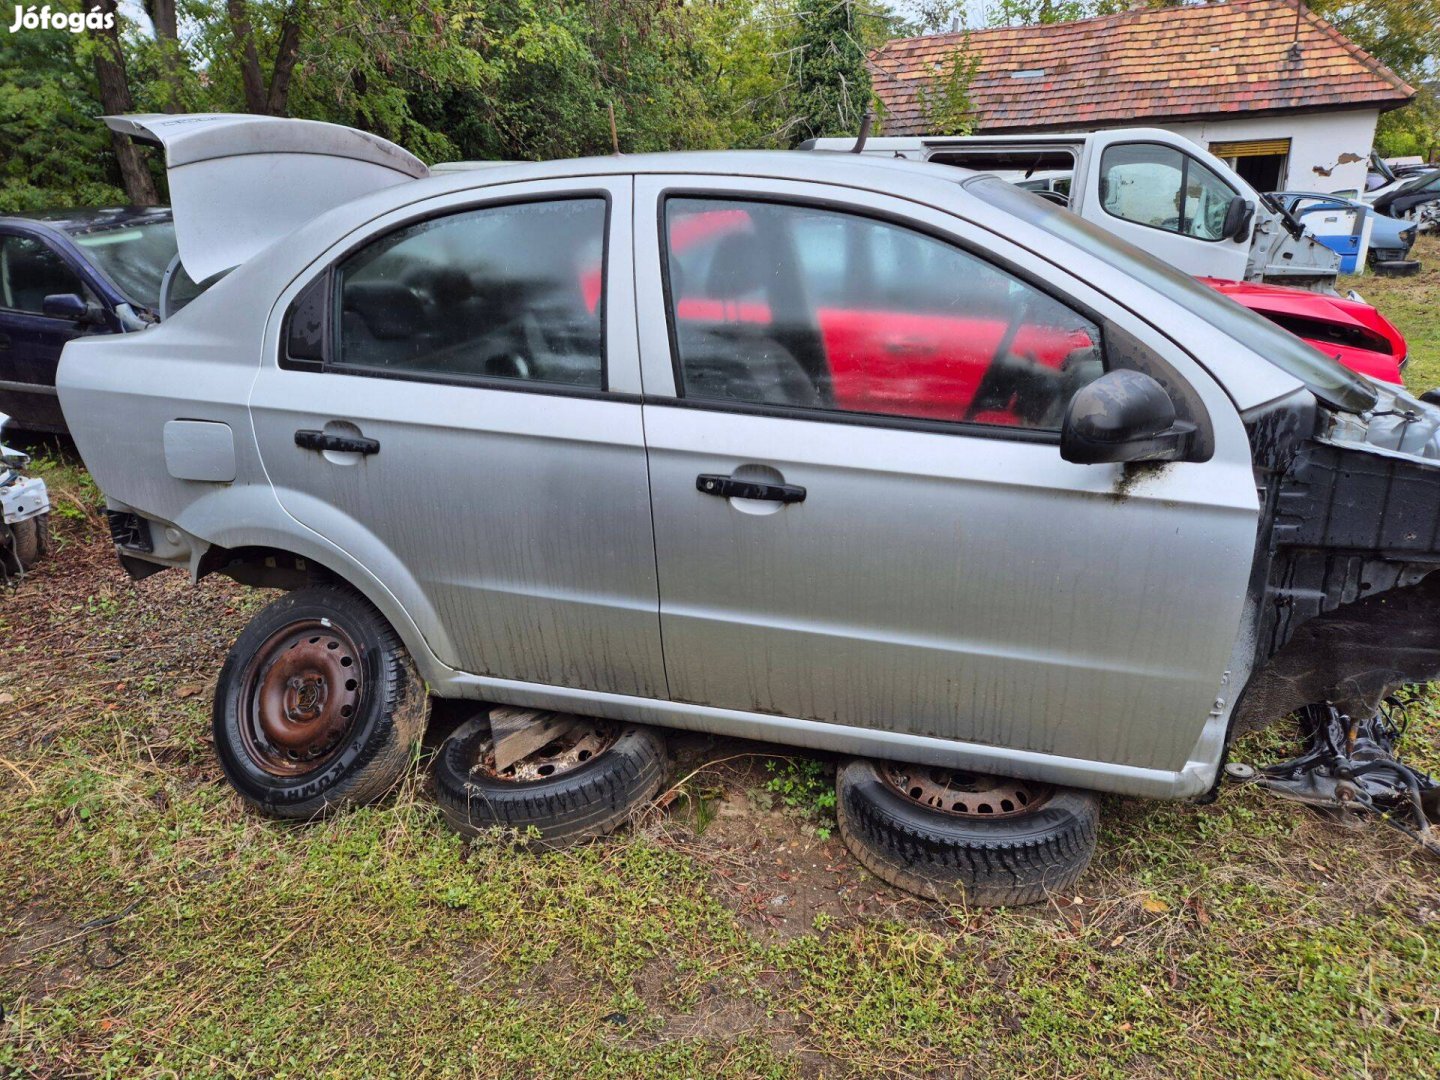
[1309,0,1440,158]
[788,0,873,145]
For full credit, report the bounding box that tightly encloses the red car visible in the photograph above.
[1198,278,1406,386]
[578,209,1408,429]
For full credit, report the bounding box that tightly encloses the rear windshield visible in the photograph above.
[965,175,1379,414]
[70,220,178,310]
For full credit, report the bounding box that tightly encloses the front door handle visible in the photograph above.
[294,428,380,455]
[696,473,806,504]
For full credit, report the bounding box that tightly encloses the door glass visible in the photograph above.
[336,198,606,387]
[0,235,86,314]
[663,198,1103,430]
[1100,144,1237,241]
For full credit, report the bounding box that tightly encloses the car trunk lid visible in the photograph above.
[104,113,428,283]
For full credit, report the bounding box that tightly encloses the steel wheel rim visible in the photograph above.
[473,720,618,783]
[238,619,364,777]
[881,762,1052,818]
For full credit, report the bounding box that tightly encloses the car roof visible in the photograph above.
[0,206,172,236]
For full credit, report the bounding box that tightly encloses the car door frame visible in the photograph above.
[624,171,1260,799]
[250,174,665,697]
[1073,131,1254,282]
[0,224,112,432]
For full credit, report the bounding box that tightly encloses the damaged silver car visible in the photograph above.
[57,115,1440,905]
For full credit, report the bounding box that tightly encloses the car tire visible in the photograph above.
[10,517,42,569]
[836,758,1098,907]
[213,585,429,820]
[432,716,668,849]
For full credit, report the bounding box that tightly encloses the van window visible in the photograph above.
[1099,143,1237,242]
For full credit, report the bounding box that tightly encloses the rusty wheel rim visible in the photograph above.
[474,721,618,783]
[238,619,364,777]
[881,763,1051,818]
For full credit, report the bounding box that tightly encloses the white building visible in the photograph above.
[872,0,1414,195]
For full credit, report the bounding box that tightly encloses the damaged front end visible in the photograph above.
[1228,700,1440,855]
[1232,384,1440,847]
[1,412,52,584]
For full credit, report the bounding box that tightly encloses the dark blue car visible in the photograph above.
[0,206,182,433]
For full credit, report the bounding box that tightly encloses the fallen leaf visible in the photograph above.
[175,684,203,700]
[1142,897,1171,914]
[0,692,15,706]
[1109,934,1125,947]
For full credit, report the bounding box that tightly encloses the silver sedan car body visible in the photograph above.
[58,117,1440,803]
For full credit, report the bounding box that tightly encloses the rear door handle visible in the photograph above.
[294,429,380,455]
[696,473,806,504]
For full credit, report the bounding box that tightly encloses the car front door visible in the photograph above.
[250,178,667,697]
[634,176,1259,775]
[1076,133,1252,282]
[0,230,99,432]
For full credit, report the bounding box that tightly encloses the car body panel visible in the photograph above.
[1199,277,1406,386]
[74,136,1440,802]
[1271,192,1416,261]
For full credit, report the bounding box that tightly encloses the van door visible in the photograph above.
[1074,131,1252,282]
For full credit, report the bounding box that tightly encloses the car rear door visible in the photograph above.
[634,175,1259,775]
[250,177,667,697]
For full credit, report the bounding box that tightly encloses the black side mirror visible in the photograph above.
[42,292,88,321]
[1222,195,1254,242]
[1061,369,1197,465]
[43,292,106,327]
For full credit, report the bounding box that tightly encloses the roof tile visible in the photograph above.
[871,0,1413,133]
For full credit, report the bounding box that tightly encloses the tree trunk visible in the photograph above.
[144,0,188,110]
[92,0,159,205]
[227,0,269,113]
[265,4,305,116]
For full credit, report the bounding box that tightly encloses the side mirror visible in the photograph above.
[42,292,102,325]
[1222,196,1254,242]
[1061,369,1197,465]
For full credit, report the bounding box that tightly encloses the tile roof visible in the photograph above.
[871,0,1415,135]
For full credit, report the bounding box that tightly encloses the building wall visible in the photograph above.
[1161,110,1379,194]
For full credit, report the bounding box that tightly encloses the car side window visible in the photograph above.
[0,234,87,314]
[663,198,1104,432]
[1099,144,1236,241]
[335,198,606,388]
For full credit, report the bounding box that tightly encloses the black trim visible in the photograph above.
[319,361,638,403]
[655,190,1102,445]
[1096,140,1242,245]
[647,394,1063,444]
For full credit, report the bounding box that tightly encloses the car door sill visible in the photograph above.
[442,672,1211,800]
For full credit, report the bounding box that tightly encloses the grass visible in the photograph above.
[1341,232,1440,391]
[5,264,1440,1075]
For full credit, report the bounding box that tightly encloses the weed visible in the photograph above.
[763,757,836,838]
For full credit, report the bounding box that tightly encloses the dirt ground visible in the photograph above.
[2,449,1439,1079]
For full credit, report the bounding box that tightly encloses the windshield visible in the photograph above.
[70,220,178,310]
[966,176,1379,414]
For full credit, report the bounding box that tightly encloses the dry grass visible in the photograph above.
[2,444,1439,1078]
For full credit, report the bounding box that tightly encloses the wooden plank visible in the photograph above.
[489,707,582,772]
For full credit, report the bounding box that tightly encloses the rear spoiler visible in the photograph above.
[105,113,429,282]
